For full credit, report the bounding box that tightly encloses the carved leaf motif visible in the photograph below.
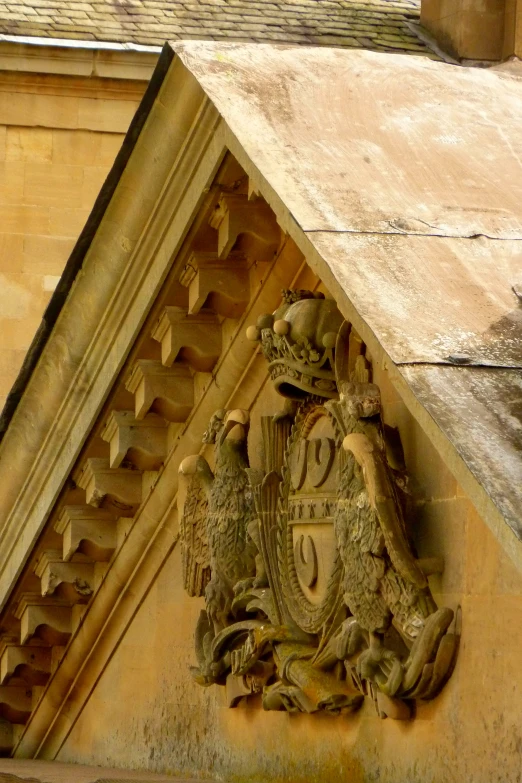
[180,474,211,597]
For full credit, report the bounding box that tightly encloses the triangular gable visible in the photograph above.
[0,41,519,761]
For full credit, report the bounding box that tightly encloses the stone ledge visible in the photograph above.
[0,758,200,782]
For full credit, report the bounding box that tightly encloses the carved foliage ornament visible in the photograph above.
[179,291,458,720]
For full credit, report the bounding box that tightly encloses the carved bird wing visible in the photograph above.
[343,433,427,590]
[179,455,214,597]
[335,473,392,634]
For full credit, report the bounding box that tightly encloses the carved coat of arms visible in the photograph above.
[179,290,457,719]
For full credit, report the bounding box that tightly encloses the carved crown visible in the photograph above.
[246,290,344,400]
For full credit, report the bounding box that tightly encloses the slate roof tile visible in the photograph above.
[0,0,430,57]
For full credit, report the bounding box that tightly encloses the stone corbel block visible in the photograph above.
[54,505,117,562]
[0,687,32,724]
[34,550,95,601]
[209,193,280,260]
[0,644,51,686]
[151,305,222,371]
[75,458,142,516]
[101,410,168,470]
[179,252,250,318]
[15,594,72,646]
[126,360,194,422]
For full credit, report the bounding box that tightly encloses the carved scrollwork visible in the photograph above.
[178,290,458,719]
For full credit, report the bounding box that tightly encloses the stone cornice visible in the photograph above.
[10,163,312,762]
[0,56,220,612]
[0,40,158,81]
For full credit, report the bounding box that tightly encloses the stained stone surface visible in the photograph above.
[0,760,196,783]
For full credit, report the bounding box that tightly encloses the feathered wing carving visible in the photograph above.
[336,440,434,640]
[180,472,211,597]
[179,455,213,598]
[340,431,434,640]
[179,410,258,643]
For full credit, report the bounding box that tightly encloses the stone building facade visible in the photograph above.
[0,44,153,411]
[0,3,521,783]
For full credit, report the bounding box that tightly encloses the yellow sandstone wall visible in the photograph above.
[0,70,145,410]
[55,371,522,783]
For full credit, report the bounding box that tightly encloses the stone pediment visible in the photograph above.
[0,42,519,769]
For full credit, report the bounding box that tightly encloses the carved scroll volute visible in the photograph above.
[34,550,95,601]
[0,644,51,687]
[14,595,72,646]
[125,360,194,422]
[75,458,142,516]
[101,411,167,471]
[54,506,117,562]
[0,686,32,724]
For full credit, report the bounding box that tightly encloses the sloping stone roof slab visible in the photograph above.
[174,42,522,557]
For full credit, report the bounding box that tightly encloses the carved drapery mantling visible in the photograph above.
[179,292,458,720]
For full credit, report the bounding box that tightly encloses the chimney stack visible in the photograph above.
[420,0,521,61]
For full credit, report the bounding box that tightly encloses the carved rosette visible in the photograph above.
[178,290,458,720]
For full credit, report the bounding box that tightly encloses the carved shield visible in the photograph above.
[278,400,344,634]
